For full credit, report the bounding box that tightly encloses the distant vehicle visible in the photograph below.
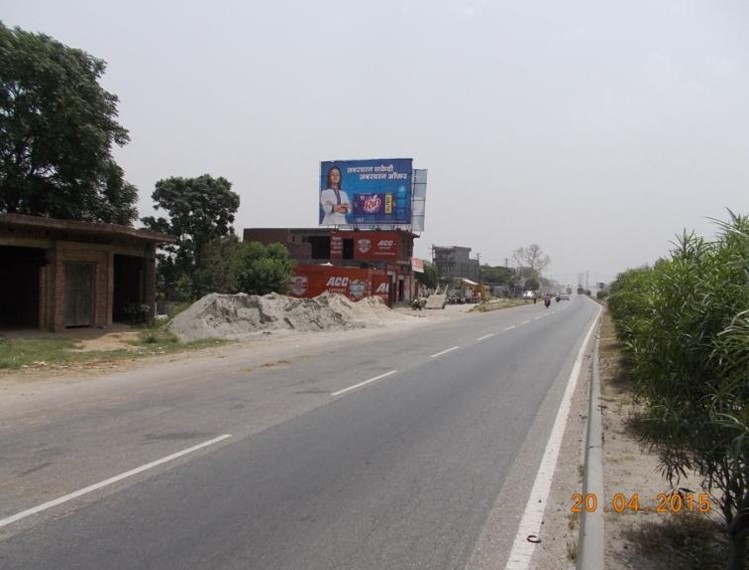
[558,292,570,301]
[522,290,536,299]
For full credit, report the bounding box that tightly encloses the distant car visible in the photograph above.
[522,290,536,299]
[558,292,570,301]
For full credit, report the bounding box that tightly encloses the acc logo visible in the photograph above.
[375,283,390,294]
[326,276,349,287]
[290,276,308,296]
[377,240,395,249]
[358,239,371,253]
[349,280,366,300]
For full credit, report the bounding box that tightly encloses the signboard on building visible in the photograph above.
[290,266,390,304]
[353,231,401,260]
[319,158,413,226]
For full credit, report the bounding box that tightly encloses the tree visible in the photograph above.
[142,174,240,299]
[0,23,137,224]
[193,235,246,296]
[194,237,294,297]
[415,261,438,290]
[240,242,294,295]
[524,277,540,291]
[479,264,515,285]
[512,244,551,275]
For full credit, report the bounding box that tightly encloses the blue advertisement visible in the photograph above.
[319,158,413,226]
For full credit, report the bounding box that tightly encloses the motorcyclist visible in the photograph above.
[543,292,551,308]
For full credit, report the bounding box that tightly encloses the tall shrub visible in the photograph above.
[608,212,749,566]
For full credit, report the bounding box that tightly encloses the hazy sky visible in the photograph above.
[5,0,749,285]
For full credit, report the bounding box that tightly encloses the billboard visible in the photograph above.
[319,158,413,226]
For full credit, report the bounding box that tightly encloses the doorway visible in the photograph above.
[64,263,94,327]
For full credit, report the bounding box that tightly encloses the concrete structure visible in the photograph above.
[432,246,480,282]
[0,214,174,331]
[243,227,419,306]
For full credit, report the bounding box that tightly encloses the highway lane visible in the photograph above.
[0,296,598,568]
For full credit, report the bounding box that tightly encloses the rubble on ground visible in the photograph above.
[169,292,402,342]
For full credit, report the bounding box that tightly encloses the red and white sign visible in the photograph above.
[291,265,390,305]
[371,275,391,304]
[356,232,400,259]
[290,275,308,296]
[411,257,424,273]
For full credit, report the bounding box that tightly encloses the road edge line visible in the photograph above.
[504,302,602,569]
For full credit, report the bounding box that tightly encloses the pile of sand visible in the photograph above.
[169,292,403,342]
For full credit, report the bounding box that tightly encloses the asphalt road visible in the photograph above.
[0,296,599,569]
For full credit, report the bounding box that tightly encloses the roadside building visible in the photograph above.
[432,246,480,282]
[0,214,174,331]
[243,227,420,306]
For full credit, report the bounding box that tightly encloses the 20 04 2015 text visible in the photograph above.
[570,492,711,514]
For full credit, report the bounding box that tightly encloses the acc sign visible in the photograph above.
[375,283,389,294]
[326,276,349,287]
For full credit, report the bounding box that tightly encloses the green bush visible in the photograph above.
[608,211,749,566]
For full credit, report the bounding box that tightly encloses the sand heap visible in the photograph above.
[169,292,401,342]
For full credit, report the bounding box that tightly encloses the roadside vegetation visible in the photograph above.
[470,297,535,312]
[607,210,749,568]
[0,324,226,371]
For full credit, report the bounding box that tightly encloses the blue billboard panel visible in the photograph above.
[319,158,413,226]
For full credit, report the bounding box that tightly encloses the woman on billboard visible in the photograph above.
[320,165,351,225]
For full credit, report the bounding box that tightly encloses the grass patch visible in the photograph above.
[128,325,228,353]
[0,331,228,372]
[622,511,728,569]
[0,338,81,369]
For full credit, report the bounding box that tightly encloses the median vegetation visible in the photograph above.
[607,211,749,567]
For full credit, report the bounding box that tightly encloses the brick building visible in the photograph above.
[243,227,420,306]
[0,214,174,331]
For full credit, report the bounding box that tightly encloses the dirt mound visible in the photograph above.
[169,292,399,342]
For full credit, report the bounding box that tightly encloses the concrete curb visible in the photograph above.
[577,323,604,569]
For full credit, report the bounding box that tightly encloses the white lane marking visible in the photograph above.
[477,333,496,341]
[522,320,531,325]
[0,434,232,530]
[430,346,460,358]
[505,304,602,569]
[504,325,516,331]
[533,316,543,320]
[331,370,398,397]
